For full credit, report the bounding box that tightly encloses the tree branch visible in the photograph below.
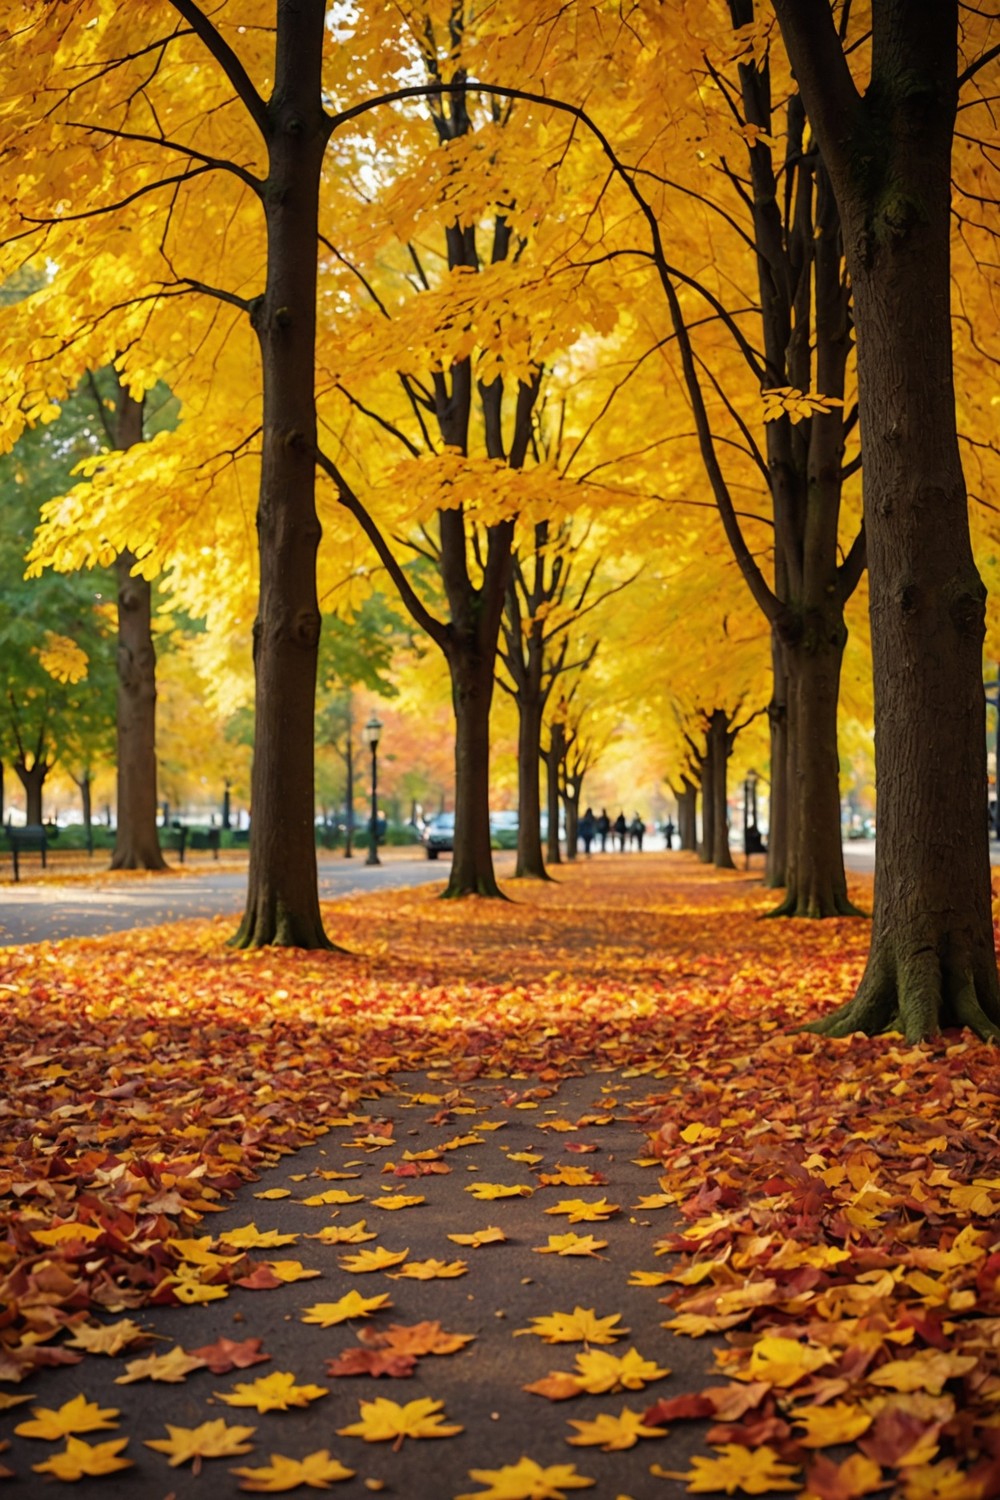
[165,0,270,138]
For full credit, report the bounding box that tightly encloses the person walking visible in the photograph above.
[663,817,675,850]
[596,808,611,852]
[578,806,596,857]
[613,811,627,852]
[630,812,646,852]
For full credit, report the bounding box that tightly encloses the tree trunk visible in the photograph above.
[445,649,504,898]
[775,0,1000,1038]
[697,747,714,864]
[563,785,580,861]
[15,760,46,825]
[545,721,564,865]
[111,548,167,870]
[78,770,93,854]
[765,630,788,887]
[676,777,697,850]
[708,710,735,869]
[515,685,548,879]
[344,696,354,858]
[233,4,332,949]
[769,614,861,915]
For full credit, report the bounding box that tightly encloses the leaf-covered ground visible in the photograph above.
[1,855,999,1497]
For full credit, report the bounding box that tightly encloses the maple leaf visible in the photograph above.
[465,1182,534,1199]
[31,1436,133,1480]
[537,1166,606,1186]
[389,1258,468,1279]
[802,1452,886,1500]
[187,1336,271,1374]
[362,1320,476,1356]
[339,1246,409,1273]
[565,1405,668,1450]
[305,1220,378,1244]
[653,1444,800,1493]
[532,1233,608,1257]
[145,1419,256,1470]
[506,1151,544,1165]
[543,1197,619,1222]
[628,1270,671,1286]
[336,1396,463,1447]
[216,1371,328,1413]
[313,1168,362,1180]
[253,1187,291,1200]
[867,1350,977,1395]
[15,1393,120,1440]
[218,1224,299,1248]
[300,1188,365,1205]
[370,1193,425,1209]
[230,1449,356,1490]
[324,1347,418,1378]
[64,1319,148,1355]
[301,1291,392,1326]
[573,1347,670,1394]
[0,1393,33,1411]
[745,1336,834,1387]
[792,1402,874,1447]
[447,1227,507,1247]
[440,1133,484,1150]
[455,1456,595,1498]
[515,1308,629,1345]
[115,1346,208,1384]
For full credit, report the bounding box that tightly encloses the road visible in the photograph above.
[0,849,510,947]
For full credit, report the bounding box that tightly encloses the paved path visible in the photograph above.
[0,851,514,948]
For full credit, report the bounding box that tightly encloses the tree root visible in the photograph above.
[802,946,1000,1042]
[765,888,868,919]
[229,902,339,950]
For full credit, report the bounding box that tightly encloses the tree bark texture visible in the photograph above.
[514,683,547,878]
[233,2,332,948]
[676,777,697,851]
[698,747,715,865]
[765,631,788,887]
[109,389,167,871]
[708,710,736,869]
[545,721,564,865]
[15,761,46,825]
[774,0,1000,1038]
[445,647,504,897]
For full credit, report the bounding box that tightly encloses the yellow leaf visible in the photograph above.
[370,1194,425,1210]
[115,1346,208,1384]
[65,1319,148,1355]
[533,1234,608,1257]
[15,1394,120,1440]
[34,632,89,684]
[515,1308,629,1345]
[543,1198,619,1223]
[31,1437,132,1480]
[230,1450,356,1491]
[573,1347,669,1394]
[455,1456,595,1498]
[145,1418,256,1468]
[868,1350,978,1395]
[31,1221,103,1245]
[262,1259,322,1283]
[745,1336,833,1387]
[506,1151,544,1165]
[439,1133,484,1150]
[466,1182,534,1200]
[447,1227,507,1248]
[301,1189,366,1206]
[301,1292,392,1326]
[306,1220,378,1244]
[216,1372,328,1413]
[652,1444,800,1493]
[792,1402,873,1447]
[627,1271,671,1287]
[218,1224,299,1249]
[253,1188,291,1200]
[336,1396,463,1445]
[389,1258,468,1280]
[340,1246,409,1273]
[565,1406,667,1450]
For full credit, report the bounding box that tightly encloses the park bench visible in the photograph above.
[4,823,58,883]
[189,828,221,858]
[159,824,188,863]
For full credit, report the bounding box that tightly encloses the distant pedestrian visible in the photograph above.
[596,808,611,852]
[663,818,675,850]
[613,811,627,852]
[630,813,646,852]
[578,806,596,856]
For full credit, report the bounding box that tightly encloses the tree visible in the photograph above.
[770,0,1000,1039]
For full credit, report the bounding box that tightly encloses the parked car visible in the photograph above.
[489,810,519,849]
[421,812,455,860]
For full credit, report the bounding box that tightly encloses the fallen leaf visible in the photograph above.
[115,1346,208,1384]
[465,1182,534,1200]
[388,1258,468,1280]
[543,1198,619,1223]
[336,1396,463,1446]
[230,1449,356,1491]
[145,1418,256,1471]
[187,1337,271,1374]
[301,1292,393,1326]
[532,1233,608,1257]
[216,1371,328,1413]
[447,1227,507,1247]
[565,1406,667,1450]
[64,1319,148,1355]
[361,1320,476,1356]
[455,1456,595,1498]
[31,1436,132,1480]
[515,1308,629,1345]
[305,1220,378,1245]
[370,1194,426,1210]
[324,1348,418,1378]
[15,1394,120,1440]
[652,1444,800,1493]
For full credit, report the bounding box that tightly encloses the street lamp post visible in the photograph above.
[364,716,383,867]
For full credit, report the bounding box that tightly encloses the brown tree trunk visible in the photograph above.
[774,0,1000,1038]
[15,760,46,825]
[563,784,580,861]
[676,777,697,850]
[515,684,548,879]
[445,650,504,898]
[109,388,167,872]
[545,721,564,865]
[708,710,735,870]
[698,747,714,865]
[233,3,331,949]
[765,630,788,887]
